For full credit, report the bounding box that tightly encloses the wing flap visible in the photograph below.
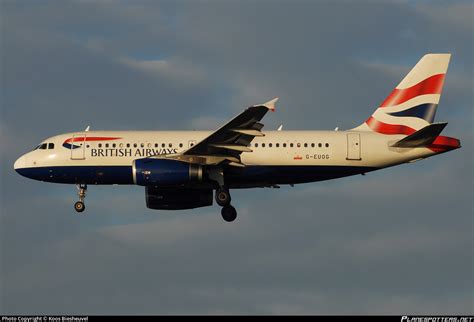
[210,144,253,152]
[231,129,265,137]
[228,161,246,168]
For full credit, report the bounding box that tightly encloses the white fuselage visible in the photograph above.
[14,130,438,187]
[15,130,438,168]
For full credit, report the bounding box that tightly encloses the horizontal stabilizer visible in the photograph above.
[391,122,447,148]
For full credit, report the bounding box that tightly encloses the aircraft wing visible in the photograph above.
[163,98,278,166]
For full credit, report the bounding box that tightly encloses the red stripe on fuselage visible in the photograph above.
[380,74,445,108]
[64,137,122,143]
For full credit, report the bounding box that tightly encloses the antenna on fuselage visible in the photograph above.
[277,124,283,131]
[85,126,90,132]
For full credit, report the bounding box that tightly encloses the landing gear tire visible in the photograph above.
[74,201,85,213]
[221,205,237,222]
[75,184,87,214]
[215,188,231,207]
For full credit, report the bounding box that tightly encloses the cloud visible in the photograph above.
[1,0,473,315]
[118,57,209,87]
[188,116,226,130]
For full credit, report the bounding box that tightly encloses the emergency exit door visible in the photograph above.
[346,133,361,160]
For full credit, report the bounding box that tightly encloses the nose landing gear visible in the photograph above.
[216,187,237,222]
[74,184,87,213]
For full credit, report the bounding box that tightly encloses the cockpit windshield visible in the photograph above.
[34,143,52,150]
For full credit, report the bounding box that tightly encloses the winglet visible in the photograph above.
[254,97,279,112]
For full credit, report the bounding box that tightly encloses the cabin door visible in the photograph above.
[346,133,361,160]
[70,133,87,160]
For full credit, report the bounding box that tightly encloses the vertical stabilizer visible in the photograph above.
[353,53,451,135]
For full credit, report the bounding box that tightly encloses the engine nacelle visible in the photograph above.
[145,187,213,210]
[133,158,203,186]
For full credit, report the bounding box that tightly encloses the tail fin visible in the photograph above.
[353,53,451,135]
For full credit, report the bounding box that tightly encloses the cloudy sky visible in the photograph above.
[1,0,473,315]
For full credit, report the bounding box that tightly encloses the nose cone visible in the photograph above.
[14,155,26,171]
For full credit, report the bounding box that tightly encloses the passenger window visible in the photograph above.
[325,143,329,147]
[269,143,272,147]
[147,143,152,148]
[126,143,130,148]
[311,143,315,148]
[290,143,294,148]
[162,143,165,148]
[276,143,279,147]
[48,143,54,149]
[119,143,123,148]
[105,144,109,148]
[99,143,102,148]
[113,143,116,148]
[155,143,159,148]
[262,143,266,147]
[304,143,308,148]
[297,143,301,148]
[283,143,287,148]
[179,143,183,148]
[255,143,258,147]
[134,143,137,148]
[141,143,145,148]
[169,143,173,147]
[318,143,322,148]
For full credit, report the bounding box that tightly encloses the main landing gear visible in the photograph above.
[74,184,87,213]
[221,205,237,222]
[216,187,237,222]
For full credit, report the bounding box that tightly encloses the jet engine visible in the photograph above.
[133,158,203,186]
[145,186,213,210]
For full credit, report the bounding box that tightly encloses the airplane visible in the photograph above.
[14,53,461,222]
